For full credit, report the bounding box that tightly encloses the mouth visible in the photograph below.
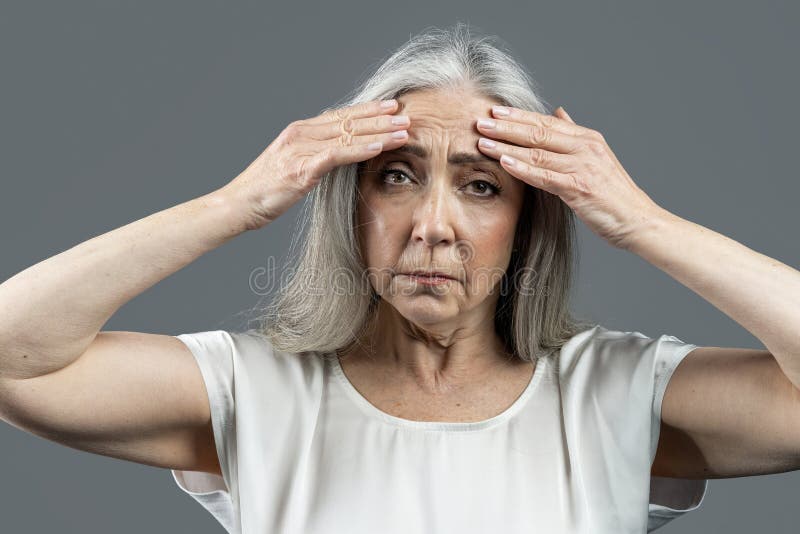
[401,271,458,284]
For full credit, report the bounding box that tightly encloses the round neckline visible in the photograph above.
[328,352,547,432]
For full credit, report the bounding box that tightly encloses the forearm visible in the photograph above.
[0,187,253,380]
[626,205,800,386]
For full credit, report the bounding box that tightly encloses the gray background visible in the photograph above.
[1,1,798,532]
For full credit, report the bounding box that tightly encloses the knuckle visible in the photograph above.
[540,115,556,128]
[528,148,548,166]
[340,117,356,135]
[282,122,301,141]
[587,129,605,142]
[356,101,371,114]
[586,139,606,156]
[527,125,549,145]
[541,168,557,188]
[337,133,353,147]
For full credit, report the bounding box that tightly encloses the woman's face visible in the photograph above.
[356,87,527,329]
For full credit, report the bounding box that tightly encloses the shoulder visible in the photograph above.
[228,328,326,378]
[558,324,694,386]
[184,327,323,362]
[176,328,326,387]
[557,324,648,369]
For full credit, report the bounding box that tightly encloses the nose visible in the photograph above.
[410,179,456,248]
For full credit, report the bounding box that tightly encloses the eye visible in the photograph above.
[378,168,503,198]
[465,179,502,197]
[380,168,414,186]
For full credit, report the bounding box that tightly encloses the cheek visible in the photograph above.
[463,210,518,295]
[357,197,412,296]
[464,208,518,262]
[357,195,407,266]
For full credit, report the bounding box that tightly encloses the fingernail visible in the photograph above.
[391,130,408,139]
[391,115,410,125]
[477,118,496,129]
[492,105,510,116]
[478,137,496,148]
[367,141,383,151]
[380,99,397,109]
[500,154,516,166]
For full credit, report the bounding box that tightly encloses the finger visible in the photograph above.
[477,118,584,154]
[491,105,590,137]
[477,137,574,174]
[304,130,408,165]
[302,112,410,142]
[497,153,570,196]
[324,129,409,150]
[304,99,398,125]
[555,106,575,123]
[310,129,410,165]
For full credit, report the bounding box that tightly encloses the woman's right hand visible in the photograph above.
[219,98,410,231]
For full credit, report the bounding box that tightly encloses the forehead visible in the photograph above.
[397,88,497,142]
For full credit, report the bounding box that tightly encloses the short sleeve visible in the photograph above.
[647,334,709,532]
[169,330,238,534]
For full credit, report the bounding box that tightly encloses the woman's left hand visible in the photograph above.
[475,105,664,251]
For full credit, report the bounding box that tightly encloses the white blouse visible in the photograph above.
[170,324,708,533]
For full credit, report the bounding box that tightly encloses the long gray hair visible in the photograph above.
[253,22,596,363]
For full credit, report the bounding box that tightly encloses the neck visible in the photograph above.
[344,299,519,395]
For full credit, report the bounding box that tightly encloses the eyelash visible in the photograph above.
[379,168,503,197]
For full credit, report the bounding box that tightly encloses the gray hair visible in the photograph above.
[253,22,596,363]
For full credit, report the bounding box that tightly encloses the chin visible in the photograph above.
[391,298,458,326]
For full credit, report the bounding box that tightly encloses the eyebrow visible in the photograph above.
[384,143,497,166]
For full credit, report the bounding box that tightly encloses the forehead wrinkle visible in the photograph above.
[383,102,498,167]
[402,114,492,162]
[407,115,476,131]
[382,143,497,167]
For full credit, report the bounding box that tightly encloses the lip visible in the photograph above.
[405,270,457,280]
[404,274,453,286]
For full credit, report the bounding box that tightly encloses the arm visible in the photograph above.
[0,97,408,474]
[473,103,800,478]
[626,208,800,384]
[0,190,248,381]
[0,189,251,476]
[628,207,800,478]
[0,95,408,379]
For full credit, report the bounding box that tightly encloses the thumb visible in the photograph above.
[556,106,575,123]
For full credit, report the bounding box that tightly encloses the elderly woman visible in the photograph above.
[2,23,800,534]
